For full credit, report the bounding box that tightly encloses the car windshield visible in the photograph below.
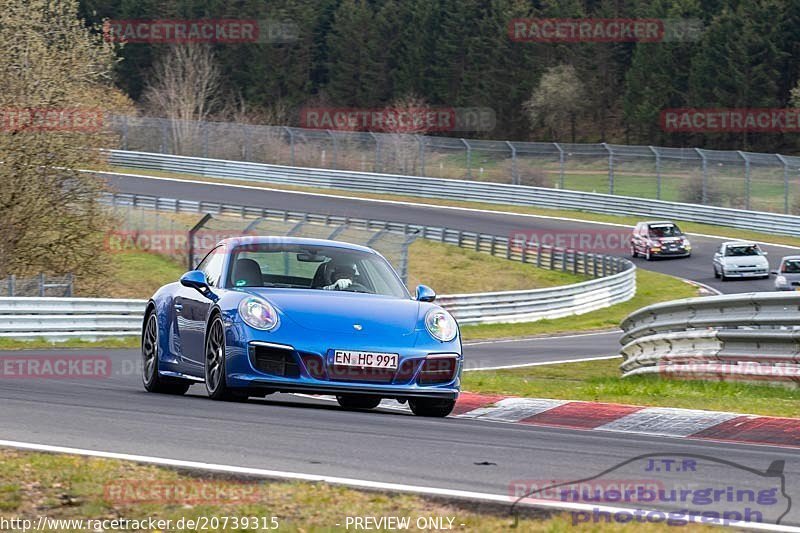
[725,245,760,257]
[226,243,409,298]
[648,224,682,238]
[782,260,800,273]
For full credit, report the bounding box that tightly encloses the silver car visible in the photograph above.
[712,241,770,281]
[773,255,800,291]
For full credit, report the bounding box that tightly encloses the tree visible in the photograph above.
[0,0,131,290]
[524,65,586,142]
[142,44,222,153]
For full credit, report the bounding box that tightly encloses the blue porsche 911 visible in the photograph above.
[141,236,462,417]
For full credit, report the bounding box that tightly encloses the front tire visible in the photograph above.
[630,244,638,258]
[142,311,190,395]
[645,248,652,261]
[336,395,382,410]
[409,398,456,417]
[204,314,242,401]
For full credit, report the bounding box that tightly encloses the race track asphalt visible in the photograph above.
[2,173,796,526]
[1,348,798,526]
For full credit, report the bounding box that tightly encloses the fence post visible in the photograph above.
[649,146,661,199]
[121,115,129,151]
[603,143,614,194]
[327,130,338,169]
[8,275,14,297]
[283,127,295,166]
[506,141,517,185]
[66,273,73,297]
[461,139,472,178]
[160,120,169,154]
[738,151,750,210]
[696,148,708,204]
[778,154,790,214]
[188,213,213,270]
[39,273,45,297]
[555,142,565,188]
[242,125,250,161]
[202,121,209,158]
[417,135,426,176]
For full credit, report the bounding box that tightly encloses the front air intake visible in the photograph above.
[418,356,458,385]
[250,343,300,378]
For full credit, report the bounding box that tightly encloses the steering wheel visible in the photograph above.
[343,281,371,293]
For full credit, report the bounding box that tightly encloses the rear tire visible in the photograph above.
[409,398,456,418]
[336,395,382,410]
[142,311,191,395]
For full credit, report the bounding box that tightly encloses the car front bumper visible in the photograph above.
[722,270,769,278]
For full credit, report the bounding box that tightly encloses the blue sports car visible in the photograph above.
[141,236,462,417]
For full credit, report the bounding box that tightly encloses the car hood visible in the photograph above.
[244,288,420,335]
[721,255,768,267]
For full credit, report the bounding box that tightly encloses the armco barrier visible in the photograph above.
[0,297,145,341]
[98,190,636,326]
[105,150,800,236]
[619,292,800,385]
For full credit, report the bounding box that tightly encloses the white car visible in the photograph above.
[712,241,770,281]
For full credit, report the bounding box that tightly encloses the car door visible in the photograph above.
[713,244,724,271]
[178,246,227,372]
[631,223,642,253]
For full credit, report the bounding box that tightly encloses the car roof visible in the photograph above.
[215,236,377,254]
[642,220,677,226]
[781,255,800,261]
[721,241,759,247]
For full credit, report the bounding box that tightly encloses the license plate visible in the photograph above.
[334,350,398,370]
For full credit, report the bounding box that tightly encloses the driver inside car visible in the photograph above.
[323,261,358,291]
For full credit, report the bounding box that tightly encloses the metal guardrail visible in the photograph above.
[0,297,145,340]
[97,189,636,326]
[619,292,800,385]
[105,151,800,237]
[110,115,800,214]
[2,190,635,338]
[1,274,73,297]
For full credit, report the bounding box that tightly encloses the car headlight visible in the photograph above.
[777,275,787,285]
[238,297,279,331]
[425,309,458,342]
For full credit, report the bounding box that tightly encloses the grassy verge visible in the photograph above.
[407,240,586,294]
[0,448,707,532]
[0,337,138,350]
[460,269,699,341]
[463,358,800,418]
[90,240,588,300]
[107,165,800,248]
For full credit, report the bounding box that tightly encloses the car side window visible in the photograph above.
[195,246,225,287]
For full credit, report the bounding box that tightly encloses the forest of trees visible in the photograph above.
[78,0,800,153]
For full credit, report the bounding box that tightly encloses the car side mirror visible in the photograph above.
[415,285,436,302]
[180,270,218,301]
[762,251,769,256]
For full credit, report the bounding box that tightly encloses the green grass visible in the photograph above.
[0,448,707,532]
[105,250,186,299]
[0,337,139,350]
[463,358,800,418]
[108,165,800,248]
[408,240,586,294]
[460,269,698,341]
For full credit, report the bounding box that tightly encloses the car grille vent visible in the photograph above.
[250,344,300,378]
